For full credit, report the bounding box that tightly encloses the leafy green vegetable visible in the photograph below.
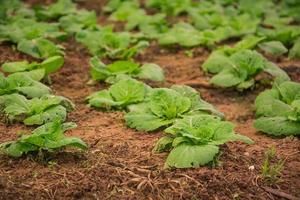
[202,52,232,74]
[238,0,274,18]
[187,3,260,44]
[0,17,65,58]
[289,37,300,59]
[218,36,266,56]
[134,63,165,82]
[76,27,148,59]
[154,115,253,168]
[206,50,264,89]
[0,0,22,23]
[105,0,168,39]
[34,0,76,20]
[125,85,223,132]
[258,41,288,56]
[280,0,300,22]
[223,14,260,38]
[187,4,228,31]
[263,11,294,28]
[104,0,168,38]
[90,57,164,83]
[257,26,300,46]
[0,121,87,158]
[202,50,290,90]
[170,85,224,118]
[158,23,205,47]
[2,56,64,80]
[59,10,97,35]
[87,79,147,110]
[125,12,168,39]
[158,16,260,48]
[188,3,260,33]
[254,81,300,136]
[103,0,139,13]
[0,18,65,44]
[108,1,141,21]
[0,94,74,125]
[263,62,291,83]
[146,0,191,16]
[17,38,65,59]
[0,73,51,98]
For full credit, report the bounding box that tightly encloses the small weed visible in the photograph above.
[212,151,223,167]
[261,146,285,185]
[48,160,58,168]
[184,50,194,58]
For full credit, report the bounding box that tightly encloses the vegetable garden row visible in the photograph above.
[0,0,299,198]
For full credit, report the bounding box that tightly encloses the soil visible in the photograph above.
[0,1,299,200]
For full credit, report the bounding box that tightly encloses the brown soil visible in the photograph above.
[0,1,299,200]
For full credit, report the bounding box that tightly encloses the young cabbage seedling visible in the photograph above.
[254,80,300,136]
[0,72,51,98]
[202,50,290,90]
[154,115,254,168]
[75,27,149,59]
[125,85,224,132]
[0,121,88,158]
[90,57,164,84]
[0,94,74,125]
[87,78,149,110]
[2,56,64,84]
[17,38,65,59]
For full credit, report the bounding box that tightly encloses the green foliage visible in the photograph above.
[263,11,294,28]
[188,3,260,41]
[187,2,229,31]
[0,73,51,98]
[125,85,223,132]
[254,81,300,136]
[158,23,204,47]
[108,1,141,21]
[125,12,168,39]
[202,50,290,90]
[34,0,76,20]
[17,38,65,59]
[218,36,266,56]
[206,36,266,77]
[238,0,275,18]
[135,63,165,82]
[0,121,87,158]
[220,14,260,38]
[90,57,164,83]
[87,79,147,110]
[105,1,167,39]
[257,26,300,47]
[258,41,288,56]
[184,0,299,51]
[0,17,65,59]
[261,146,285,185]
[0,0,22,23]
[281,0,300,22]
[158,15,260,48]
[289,37,300,59]
[171,85,224,118]
[0,94,74,125]
[2,56,64,80]
[59,10,97,35]
[154,115,253,168]
[146,0,191,16]
[104,0,140,14]
[211,50,265,89]
[76,27,148,59]
[0,18,65,44]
